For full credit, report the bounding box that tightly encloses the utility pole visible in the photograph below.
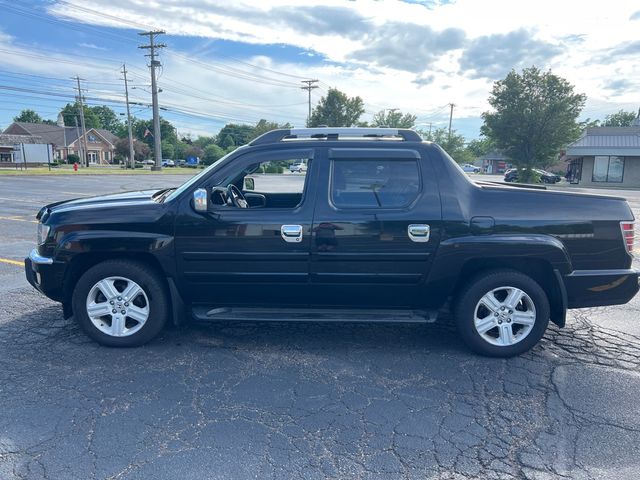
[138,30,166,171]
[300,79,319,126]
[74,115,82,165]
[448,103,455,141]
[121,64,136,169]
[74,76,89,167]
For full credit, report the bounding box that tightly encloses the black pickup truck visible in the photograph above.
[25,128,639,356]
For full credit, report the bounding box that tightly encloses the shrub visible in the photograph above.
[67,154,80,164]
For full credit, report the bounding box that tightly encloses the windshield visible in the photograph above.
[165,147,245,202]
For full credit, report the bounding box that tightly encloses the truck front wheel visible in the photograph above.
[454,270,550,357]
[72,260,169,347]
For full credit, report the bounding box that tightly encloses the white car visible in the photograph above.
[461,163,481,173]
[289,162,307,173]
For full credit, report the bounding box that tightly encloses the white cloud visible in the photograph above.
[78,42,108,50]
[2,1,639,138]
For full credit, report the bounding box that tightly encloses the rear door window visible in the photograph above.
[331,159,421,209]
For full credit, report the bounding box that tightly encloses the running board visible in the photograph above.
[192,306,438,323]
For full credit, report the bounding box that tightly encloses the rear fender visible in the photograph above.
[427,234,572,326]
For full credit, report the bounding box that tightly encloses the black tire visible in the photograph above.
[454,270,550,357]
[72,260,169,347]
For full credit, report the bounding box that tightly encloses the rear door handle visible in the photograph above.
[281,224,303,243]
[408,224,430,242]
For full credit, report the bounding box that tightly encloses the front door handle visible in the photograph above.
[281,224,303,243]
[408,224,430,242]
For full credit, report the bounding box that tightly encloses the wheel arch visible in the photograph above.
[428,234,571,327]
[452,257,567,327]
[61,252,175,321]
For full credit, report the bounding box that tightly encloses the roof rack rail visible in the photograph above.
[249,127,423,146]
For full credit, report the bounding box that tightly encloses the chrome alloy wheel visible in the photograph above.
[473,286,536,347]
[85,276,150,337]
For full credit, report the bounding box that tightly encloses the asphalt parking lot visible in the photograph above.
[1,174,640,479]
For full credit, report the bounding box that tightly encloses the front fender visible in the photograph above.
[53,230,176,276]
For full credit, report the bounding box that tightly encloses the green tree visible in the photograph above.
[220,134,235,149]
[60,102,102,129]
[133,118,178,150]
[202,144,226,165]
[216,123,255,147]
[115,138,149,163]
[308,88,365,127]
[135,142,151,162]
[193,136,217,149]
[481,67,586,178]
[579,118,601,129]
[371,109,417,128]
[161,140,175,160]
[13,109,55,124]
[602,110,638,127]
[114,138,130,159]
[466,137,495,158]
[184,145,203,160]
[247,119,292,142]
[421,127,473,163]
[91,105,123,134]
[173,141,189,160]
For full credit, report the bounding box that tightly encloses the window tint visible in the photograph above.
[331,159,420,208]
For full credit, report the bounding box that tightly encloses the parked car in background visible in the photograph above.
[461,163,481,173]
[504,168,561,184]
[289,162,307,173]
[162,159,175,167]
[176,159,186,167]
[143,159,155,166]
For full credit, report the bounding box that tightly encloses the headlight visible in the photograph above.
[37,223,50,245]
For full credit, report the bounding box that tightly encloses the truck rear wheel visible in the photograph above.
[454,270,550,357]
[72,260,169,347]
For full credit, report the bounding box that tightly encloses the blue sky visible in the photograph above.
[0,0,639,140]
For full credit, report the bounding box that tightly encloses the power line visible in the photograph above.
[51,1,311,84]
[4,3,310,89]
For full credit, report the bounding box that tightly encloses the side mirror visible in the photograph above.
[244,177,255,191]
[193,188,208,212]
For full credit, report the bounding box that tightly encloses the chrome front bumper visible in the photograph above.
[29,248,53,265]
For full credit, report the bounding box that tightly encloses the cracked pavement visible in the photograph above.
[1,175,640,479]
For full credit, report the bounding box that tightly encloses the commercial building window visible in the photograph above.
[593,156,624,183]
[331,159,420,208]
